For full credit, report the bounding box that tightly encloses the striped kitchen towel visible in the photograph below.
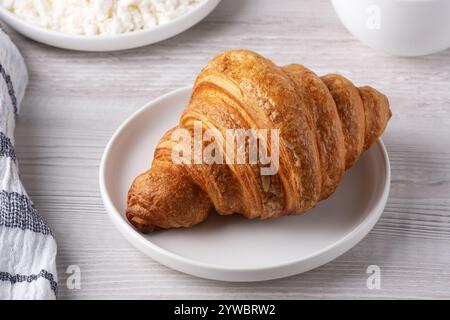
[0,26,57,299]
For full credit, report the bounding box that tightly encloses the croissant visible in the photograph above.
[126,50,391,233]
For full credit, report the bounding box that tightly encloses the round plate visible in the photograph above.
[0,0,221,52]
[99,86,391,282]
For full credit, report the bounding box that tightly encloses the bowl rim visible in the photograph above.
[330,0,450,56]
[99,86,391,281]
[0,0,220,41]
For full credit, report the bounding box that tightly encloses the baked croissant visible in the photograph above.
[126,50,391,233]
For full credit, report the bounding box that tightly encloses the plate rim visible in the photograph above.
[99,86,391,281]
[0,0,221,51]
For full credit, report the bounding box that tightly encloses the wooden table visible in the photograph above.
[5,0,450,299]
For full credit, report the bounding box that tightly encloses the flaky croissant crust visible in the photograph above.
[126,50,391,233]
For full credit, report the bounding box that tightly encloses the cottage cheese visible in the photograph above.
[0,0,203,36]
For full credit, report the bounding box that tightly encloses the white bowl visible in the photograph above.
[99,86,391,282]
[331,0,450,56]
[0,0,221,52]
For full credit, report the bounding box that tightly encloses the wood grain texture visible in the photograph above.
[3,0,450,299]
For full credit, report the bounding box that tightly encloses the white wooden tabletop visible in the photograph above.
[4,0,450,299]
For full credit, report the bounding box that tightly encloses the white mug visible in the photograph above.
[331,0,450,56]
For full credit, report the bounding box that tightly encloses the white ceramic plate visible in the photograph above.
[0,0,221,52]
[99,86,391,282]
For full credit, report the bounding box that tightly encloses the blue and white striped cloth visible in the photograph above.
[0,26,57,299]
